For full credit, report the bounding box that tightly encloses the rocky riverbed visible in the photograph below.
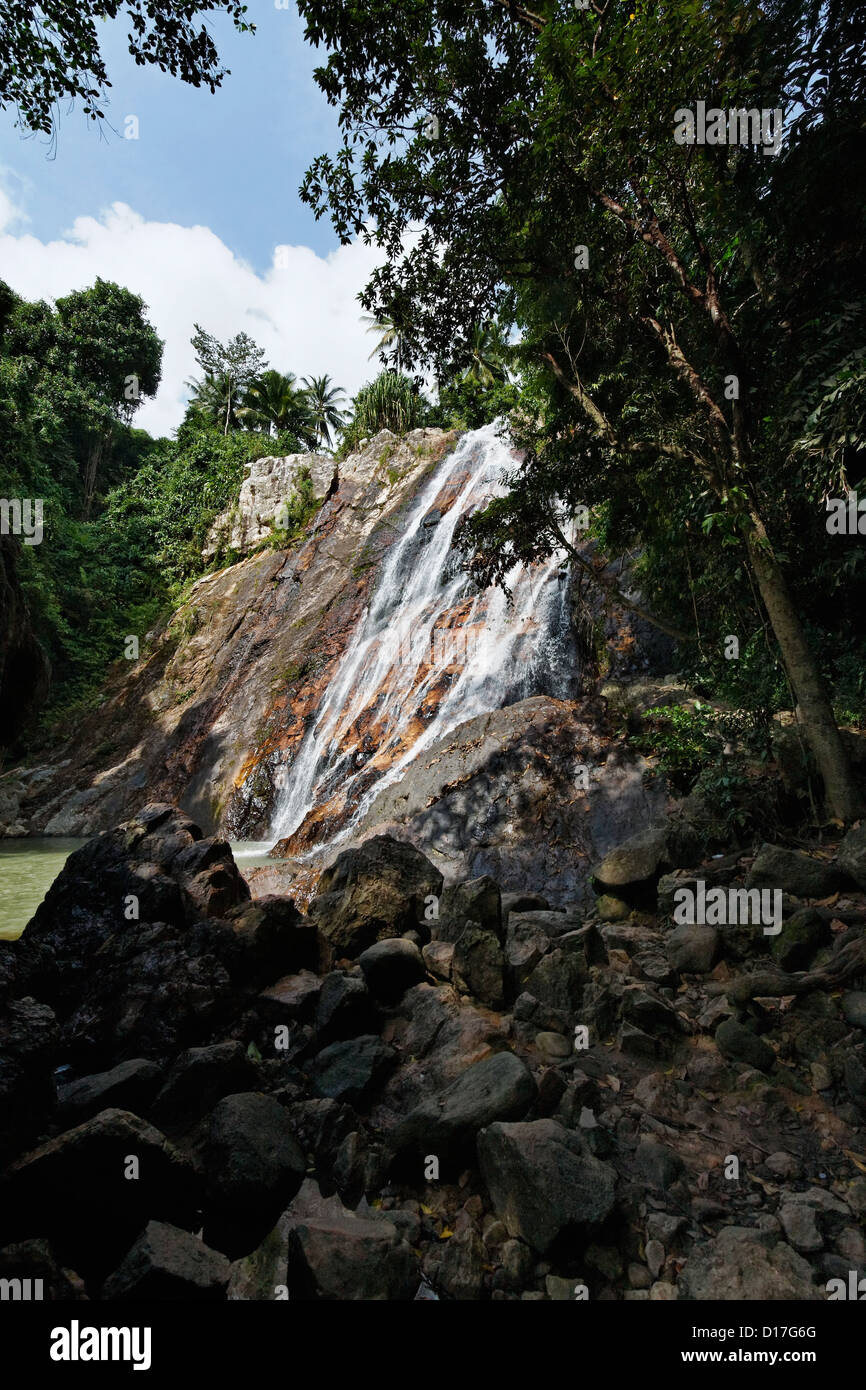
[2,800,866,1300]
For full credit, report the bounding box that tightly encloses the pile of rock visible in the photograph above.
[1,802,865,1300]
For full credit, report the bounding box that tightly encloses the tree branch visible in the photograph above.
[541,349,704,466]
[488,0,547,34]
[638,317,730,458]
[548,516,689,643]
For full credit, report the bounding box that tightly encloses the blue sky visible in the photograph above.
[0,6,385,435]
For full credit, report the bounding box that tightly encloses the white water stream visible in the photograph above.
[268,420,574,854]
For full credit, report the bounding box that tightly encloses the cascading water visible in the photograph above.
[268,420,576,858]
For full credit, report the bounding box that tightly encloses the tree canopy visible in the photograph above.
[0,1,254,137]
[297,0,866,819]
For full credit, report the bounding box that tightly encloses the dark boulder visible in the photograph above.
[58,1058,163,1124]
[101,1220,230,1301]
[308,835,443,968]
[195,1092,306,1259]
[0,1108,199,1280]
[438,876,503,943]
[16,806,194,1007]
[308,1035,395,1107]
[313,972,378,1045]
[60,920,237,1066]
[452,926,506,1009]
[746,843,847,899]
[524,948,585,1014]
[151,1042,259,1135]
[477,1119,617,1255]
[770,908,829,972]
[593,828,669,894]
[0,1238,86,1301]
[359,938,426,1003]
[715,1018,776,1073]
[223,896,317,985]
[0,995,58,1158]
[288,1214,417,1300]
[15,806,250,1033]
[257,970,322,1026]
[392,1050,537,1167]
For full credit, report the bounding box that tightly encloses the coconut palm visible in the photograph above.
[185,371,243,431]
[362,312,409,372]
[236,370,317,446]
[462,320,511,386]
[301,374,347,448]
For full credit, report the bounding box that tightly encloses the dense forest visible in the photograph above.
[0,273,514,745]
[1,0,865,817]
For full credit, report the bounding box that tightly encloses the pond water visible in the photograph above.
[0,838,277,940]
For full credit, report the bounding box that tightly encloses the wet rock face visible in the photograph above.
[341,697,665,907]
[15,430,458,841]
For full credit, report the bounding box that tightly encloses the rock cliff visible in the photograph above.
[4,422,671,908]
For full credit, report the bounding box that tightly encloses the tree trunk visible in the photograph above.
[83,427,111,519]
[744,513,862,821]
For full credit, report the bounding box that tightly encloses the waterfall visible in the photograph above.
[268,420,575,856]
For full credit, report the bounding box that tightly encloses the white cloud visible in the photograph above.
[0,193,385,437]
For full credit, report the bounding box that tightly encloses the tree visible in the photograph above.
[6,277,162,513]
[362,312,409,372]
[297,0,866,821]
[461,321,510,387]
[236,370,318,446]
[302,373,347,447]
[188,326,266,435]
[185,371,240,432]
[0,1,255,138]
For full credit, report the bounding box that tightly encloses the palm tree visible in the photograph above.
[236,370,317,446]
[362,312,409,372]
[301,374,347,448]
[462,320,511,386]
[185,371,243,431]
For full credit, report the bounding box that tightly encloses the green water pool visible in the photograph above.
[0,838,276,940]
